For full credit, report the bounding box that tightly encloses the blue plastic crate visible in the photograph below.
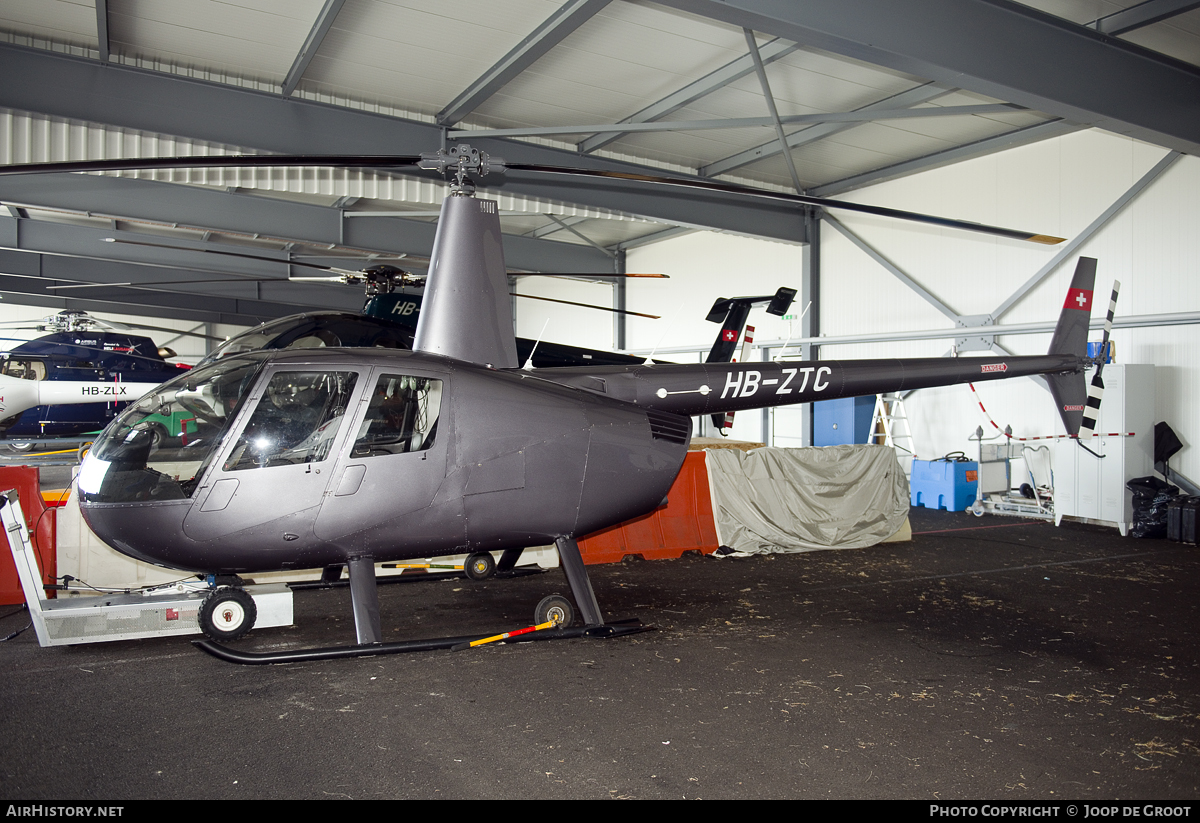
[910,459,978,512]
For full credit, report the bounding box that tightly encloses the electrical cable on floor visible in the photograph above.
[0,604,30,641]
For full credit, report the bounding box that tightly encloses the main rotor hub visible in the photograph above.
[418,143,506,196]
[42,310,99,333]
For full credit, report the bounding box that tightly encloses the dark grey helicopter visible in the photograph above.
[2,145,1102,662]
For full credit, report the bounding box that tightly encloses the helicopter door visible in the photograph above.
[314,370,458,548]
[182,369,361,542]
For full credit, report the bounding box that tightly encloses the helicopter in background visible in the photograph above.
[200,273,795,374]
[0,310,203,447]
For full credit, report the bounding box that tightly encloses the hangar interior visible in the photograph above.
[1,0,1200,801]
[2,0,1197,484]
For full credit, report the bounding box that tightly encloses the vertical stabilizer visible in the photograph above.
[414,195,519,368]
[1045,257,1096,436]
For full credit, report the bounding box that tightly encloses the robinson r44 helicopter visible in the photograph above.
[0,145,1109,663]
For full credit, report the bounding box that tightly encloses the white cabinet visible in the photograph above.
[1053,365,1155,536]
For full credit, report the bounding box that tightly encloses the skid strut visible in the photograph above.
[555,535,603,626]
[193,535,640,664]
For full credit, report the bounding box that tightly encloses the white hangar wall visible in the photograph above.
[623,230,806,443]
[625,130,1200,481]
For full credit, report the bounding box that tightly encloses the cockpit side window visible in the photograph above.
[351,374,442,458]
[0,359,47,381]
[223,371,358,471]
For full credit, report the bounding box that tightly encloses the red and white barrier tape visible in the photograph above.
[968,383,1133,441]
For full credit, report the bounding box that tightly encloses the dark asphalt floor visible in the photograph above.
[1,507,1197,800]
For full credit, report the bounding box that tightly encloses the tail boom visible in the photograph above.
[537,354,1082,418]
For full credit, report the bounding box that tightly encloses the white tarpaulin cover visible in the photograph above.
[705,445,909,554]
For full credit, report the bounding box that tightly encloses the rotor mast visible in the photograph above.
[412,145,519,369]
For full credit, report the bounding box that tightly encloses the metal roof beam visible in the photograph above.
[615,226,694,250]
[0,42,806,243]
[700,82,953,178]
[1,217,367,309]
[1092,0,1200,35]
[526,215,590,239]
[0,173,613,274]
[0,249,330,328]
[95,0,110,63]
[436,0,611,126]
[744,28,803,193]
[661,0,1200,155]
[453,104,1023,139]
[577,36,801,154]
[281,0,347,98]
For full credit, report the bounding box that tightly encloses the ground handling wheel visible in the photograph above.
[534,595,574,628]
[463,551,496,581]
[199,587,257,641]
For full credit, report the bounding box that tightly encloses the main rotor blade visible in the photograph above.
[0,153,1064,244]
[502,162,1065,245]
[0,155,422,176]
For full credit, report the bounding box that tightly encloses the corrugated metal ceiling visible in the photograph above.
[0,0,1196,323]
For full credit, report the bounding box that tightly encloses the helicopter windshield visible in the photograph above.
[78,354,267,503]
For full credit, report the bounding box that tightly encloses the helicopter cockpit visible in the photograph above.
[78,350,446,509]
[78,353,269,503]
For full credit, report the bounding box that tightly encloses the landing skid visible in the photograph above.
[193,619,649,664]
[196,534,639,664]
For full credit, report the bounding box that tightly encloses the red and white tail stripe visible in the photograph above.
[1079,280,1120,439]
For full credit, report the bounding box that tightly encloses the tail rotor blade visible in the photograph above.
[1079,280,1120,439]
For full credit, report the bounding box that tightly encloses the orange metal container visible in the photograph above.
[578,451,718,564]
[0,466,57,605]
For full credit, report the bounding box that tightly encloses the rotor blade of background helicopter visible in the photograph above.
[510,292,659,319]
[0,155,423,176]
[57,311,225,342]
[0,312,223,344]
[501,162,1066,245]
[112,321,227,342]
[48,277,317,292]
[517,272,669,279]
[107,238,660,282]
[103,238,373,277]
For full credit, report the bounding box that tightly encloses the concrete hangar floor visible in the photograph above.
[0,507,1196,800]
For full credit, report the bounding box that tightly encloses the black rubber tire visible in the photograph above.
[199,587,257,641]
[535,595,574,628]
[464,551,496,581]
